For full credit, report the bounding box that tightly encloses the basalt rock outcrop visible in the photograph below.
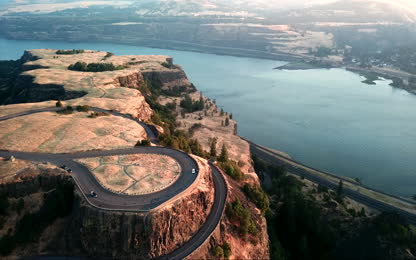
[0,167,72,198]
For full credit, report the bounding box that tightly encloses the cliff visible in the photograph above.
[7,49,193,121]
[0,49,269,259]
[72,157,214,259]
[0,156,215,258]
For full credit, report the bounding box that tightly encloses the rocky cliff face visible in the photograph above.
[142,67,193,91]
[188,175,269,260]
[0,173,70,200]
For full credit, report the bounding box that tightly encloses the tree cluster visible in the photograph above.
[180,94,204,113]
[242,183,269,214]
[0,182,74,256]
[56,49,84,55]
[213,242,232,259]
[68,61,125,72]
[226,198,257,236]
[252,156,416,260]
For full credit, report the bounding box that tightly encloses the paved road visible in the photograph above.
[0,147,199,211]
[248,141,416,225]
[0,107,229,259]
[160,162,228,259]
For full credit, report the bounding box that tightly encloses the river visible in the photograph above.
[0,38,415,197]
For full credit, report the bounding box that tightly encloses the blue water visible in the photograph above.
[1,38,415,196]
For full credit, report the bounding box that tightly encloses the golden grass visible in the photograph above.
[0,111,146,153]
[77,154,181,195]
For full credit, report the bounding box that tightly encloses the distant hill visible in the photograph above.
[270,0,416,24]
[2,0,415,24]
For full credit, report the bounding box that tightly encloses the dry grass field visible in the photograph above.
[0,111,146,153]
[77,154,181,195]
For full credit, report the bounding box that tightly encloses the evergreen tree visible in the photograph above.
[220,108,224,116]
[337,180,344,197]
[198,96,204,110]
[56,100,63,107]
[210,138,218,158]
[225,117,230,126]
[219,144,229,162]
[230,113,233,119]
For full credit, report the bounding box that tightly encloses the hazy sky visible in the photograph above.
[2,0,416,11]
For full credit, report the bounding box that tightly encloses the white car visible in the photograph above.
[192,168,196,174]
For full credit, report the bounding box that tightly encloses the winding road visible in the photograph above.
[0,106,228,259]
[247,140,416,226]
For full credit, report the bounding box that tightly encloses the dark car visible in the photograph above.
[90,191,98,198]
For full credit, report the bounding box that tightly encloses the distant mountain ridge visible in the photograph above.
[282,0,416,23]
[2,0,415,24]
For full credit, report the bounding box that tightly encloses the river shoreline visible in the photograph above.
[274,62,333,71]
[3,35,414,95]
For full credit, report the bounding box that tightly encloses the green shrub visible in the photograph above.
[88,111,110,118]
[56,49,84,55]
[218,160,243,181]
[57,106,74,115]
[188,123,202,136]
[104,52,114,59]
[135,139,151,147]
[226,199,257,236]
[161,62,173,69]
[213,246,224,258]
[76,105,90,112]
[162,85,194,97]
[223,242,232,258]
[166,102,176,111]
